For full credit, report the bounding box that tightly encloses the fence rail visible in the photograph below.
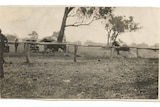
[7,41,159,50]
[7,40,159,61]
[0,40,159,78]
[7,41,160,59]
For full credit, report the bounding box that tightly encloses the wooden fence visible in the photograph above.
[0,41,159,78]
[108,46,159,58]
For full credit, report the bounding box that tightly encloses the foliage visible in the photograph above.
[28,31,39,40]
[105,15,142,44]
[150,43,159,48]
[41,31,66,42]
[84,40,105,46]
[66,7,113,27]
[57,7,114,42]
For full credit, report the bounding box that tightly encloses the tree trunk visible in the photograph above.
[107,34,110,47]
[113,32,119,42]
[57,8,69,42]
[74,45,78,62]
[107,29,112,47]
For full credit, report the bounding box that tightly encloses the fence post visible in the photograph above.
[110,47,114,59]
[74,45,78,62]
[67,45,70,53]
[25,43,30,63]
[0,41,4,78]
[136,48,139,58]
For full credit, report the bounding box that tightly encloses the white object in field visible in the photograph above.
[63,79,71,84]
[39,45,45,52]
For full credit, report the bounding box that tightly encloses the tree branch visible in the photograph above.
[67,13,77,17]
[113,32,119,41]
[68,7,74,12]
[65,17,100,27]
[67,8,78,17]
[66,7,74,15]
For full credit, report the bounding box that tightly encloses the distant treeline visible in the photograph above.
[67,40,159,49]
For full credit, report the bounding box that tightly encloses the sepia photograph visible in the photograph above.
[0,6,159,99]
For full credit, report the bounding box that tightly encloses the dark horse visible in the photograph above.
[46,44,66,52]
[112,41,130,55]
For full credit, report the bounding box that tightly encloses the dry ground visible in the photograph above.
[0,53,158,99]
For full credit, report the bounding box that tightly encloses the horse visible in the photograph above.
[41,40,66,55]
[112,41,130,55]
[45,44,66,53]
[40,37,67,55]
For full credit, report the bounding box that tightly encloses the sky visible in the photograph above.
[0,6,159,45]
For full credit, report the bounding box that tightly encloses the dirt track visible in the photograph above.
[0,55,158,99]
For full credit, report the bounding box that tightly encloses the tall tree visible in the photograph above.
[105,15,141,46]
[57,7,114,42]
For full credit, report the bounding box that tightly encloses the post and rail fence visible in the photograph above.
[0,41,159,78]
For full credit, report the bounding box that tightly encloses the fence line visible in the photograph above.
[7,41,159,60]
[0,41,159,78]
[7,41,159,59]
[7,41,159,50]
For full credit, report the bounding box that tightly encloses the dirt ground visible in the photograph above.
[0,53,158,99]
